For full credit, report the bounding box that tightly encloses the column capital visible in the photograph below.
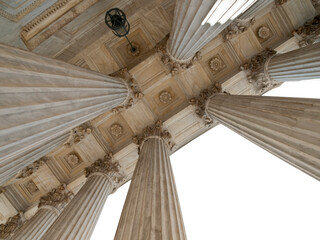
[16,156,48,179]
[155,35,202,76]
[189,83,222,126]
[223,18,256,41]
[110,68,144,113]
[84,154,125,190]
[241,48,279,94]
[0,212,25,239]
[38,184,72,209]
[132,120,176,151]
[293,15,320,47]
[64,124,92,147]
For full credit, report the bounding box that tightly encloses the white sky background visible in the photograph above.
[91,80,320,240]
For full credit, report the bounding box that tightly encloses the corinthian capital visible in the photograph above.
[189,83,222,126]
[240,48,278,94]
[0,212,25,239]
[132,120,176,151]
[38,184,72,209]
[293,15,320,47]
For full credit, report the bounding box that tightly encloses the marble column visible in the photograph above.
[204,93,320,180]
[167,0,257,61]
[267,42,320,82]
[10,184,72,240]
[0,44,129,185]
[41,154,124,240]
[115,121,186,240]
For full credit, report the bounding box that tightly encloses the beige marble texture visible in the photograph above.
[206,94,320,180]
[115,137,186,240]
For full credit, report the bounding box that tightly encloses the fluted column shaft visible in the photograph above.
[115,137,186,240]
[266,42,320,82]
[10,207,59,240]
[41,174,114,240]
[167,0,257,60]
[206,94,320,180]
[0,44,129,185]
[238,0,273,20]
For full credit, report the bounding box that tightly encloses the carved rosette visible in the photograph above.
[258,26,271,39]
[189,83,222,126]
[38,184,72,209]
[223,18,255,41]
[16,157,48,179]
[84,153,125,188]
[110,68,143,113]
[293,15,320,47]
[132,120,176,152]
[64,123,92,147]
[0,212,25,239]
[127,42,140,57]
[240,48,278,94]
[155,35,201,75]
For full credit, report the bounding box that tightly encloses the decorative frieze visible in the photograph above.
[240,48,278,94]
[39,184,72,208]
[189,83,222,126]
[110,68,143,113]
[293,15,320,47]
[132,120,176,151]
[156,36,202,75]
[0,0,46,22]
[64,124,92,147]
[16,157,48,179]
[0,212,25,239]
[223,18,255,41]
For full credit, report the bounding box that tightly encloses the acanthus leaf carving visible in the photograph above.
[16,157,48,179]
[0,212,25,239]
[240,48,279,94]
[223,18,255,41]
[38,184,72,208]
[84,153,125,187]
[64,123,92,147]
[155,35,201,75]
[189,83,222,126]
[132,120,176,152]
[110,68,143,113]
[293,15,320,47]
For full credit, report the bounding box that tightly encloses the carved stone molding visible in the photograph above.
[189,83,222,126]
[16,157,48,179]
[240,48,279,94]
[313,0,320,8]
[0,0,46,22]
[159,91,172,104]
[155,36,201,75]
[223,18,255,41]
[84,153,125,186]
[0,212,25,239]
[132,120,176,151]
[64,124,92,147]
[110,68,143,113]
[38,184,72,208]
[258,26,271,39]
[293,15,320,47]
[209,55,226,73]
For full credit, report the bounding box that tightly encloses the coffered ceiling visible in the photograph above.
[0,0,317,225]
